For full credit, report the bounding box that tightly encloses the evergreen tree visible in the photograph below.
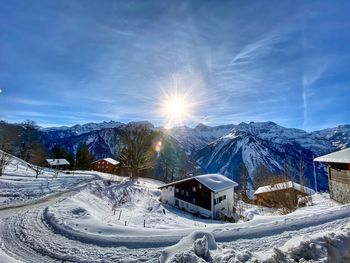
[75,143,92,170]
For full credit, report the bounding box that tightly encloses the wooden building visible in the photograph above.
[314,148,350,204]
[159,174,238,219]
[46,159,70,170]
[254,181,314,208]
[91,158,120,173]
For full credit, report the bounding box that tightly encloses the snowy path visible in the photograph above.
[0,176,163,262]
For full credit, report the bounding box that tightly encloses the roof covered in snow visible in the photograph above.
[103,158,120,165]
[195,174,238,192]
[314,148,350,164]
[92,158,120,165]
[159,173,238,193]
[46,159,70,166]
[254,181,315,195]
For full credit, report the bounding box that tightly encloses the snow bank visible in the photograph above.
[269,222,350,262]
[160,231,217,263]
[161,220,350,263]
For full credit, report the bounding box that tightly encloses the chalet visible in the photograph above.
[314,148,350,204]
[159,174,238,219]
[91,158,120,173]
[254,181,314,208]
[46,159,70,170]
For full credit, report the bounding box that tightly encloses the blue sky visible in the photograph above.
[0,0,349,131]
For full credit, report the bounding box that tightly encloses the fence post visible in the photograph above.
[144,220,146,228]
[118,210,122,220]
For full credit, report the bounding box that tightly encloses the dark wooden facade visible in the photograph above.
[173,179,212,210]
[92,159,118,174]
[256,188,308,208]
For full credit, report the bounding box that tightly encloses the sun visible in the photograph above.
[160,91,192,129]
[166,98,187,119]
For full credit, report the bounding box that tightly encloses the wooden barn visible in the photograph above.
[91,158,120,173]
[46,159,70,170]
[314,148,350,204]
[254,181,314,208]
[159,174,238,219]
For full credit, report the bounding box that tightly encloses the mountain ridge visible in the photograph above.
[1,120,349,190]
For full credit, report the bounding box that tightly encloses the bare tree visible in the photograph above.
[119,128,157,180]
[0,150,11,176]
[27,144,46,179]
[253,164,275,188]
[238,164,250,191]
[0,132,13,176]
[297,157,306,186]
[283,158,293,180]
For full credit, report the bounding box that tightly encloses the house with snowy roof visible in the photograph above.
[91,158,120,174]
[314,148,350,204]
[254,181,314,208]
[46,159,70,170]
[159,174,238,219]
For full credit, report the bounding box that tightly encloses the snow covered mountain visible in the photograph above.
[193,129,324,189]
[168,123,235,155]
[311,124,350,150]
[1,120,349,190]
[43,121,124,139]
[170,121,346,190]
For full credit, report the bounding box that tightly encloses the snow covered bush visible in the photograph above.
[160,231,217,263]
[193,235,210,260]
[268,223,350,263]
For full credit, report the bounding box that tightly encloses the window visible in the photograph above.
[175,199,179,206]
[198,184,202,189]
[215,195,226,205]
[192,198,196,204]
[192,186,196,192]
[175,188,179,193]
[181,190,184,195]
[185,191,189,196]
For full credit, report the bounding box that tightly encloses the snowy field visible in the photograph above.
[1,156,350,262]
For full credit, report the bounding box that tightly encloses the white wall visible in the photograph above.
[161,186,235,219]
[213,188,234,217]
[160,186,175,206]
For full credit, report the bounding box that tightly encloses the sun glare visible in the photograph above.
[166,98,187,119]
[160,91,193,129]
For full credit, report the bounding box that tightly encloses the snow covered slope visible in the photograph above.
[194,130,326,189]
[168,123,235,155]
[311,124,350,150]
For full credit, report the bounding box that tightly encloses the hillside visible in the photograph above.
[1,156,349,262]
